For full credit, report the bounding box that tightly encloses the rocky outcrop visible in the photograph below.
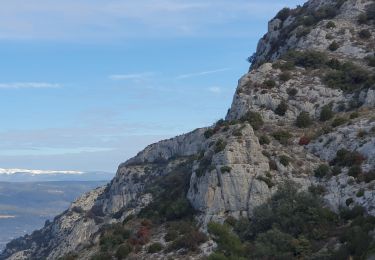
[2,0,375,259]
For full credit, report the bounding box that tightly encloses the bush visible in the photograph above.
[139,160,195,221]
[356,189,365,197]
[279,71,292,82]
[365,55,375,67]
[91,252,112,260]
[148,242,164,253]
[363,170,375,183]
[287,88,298,96]
[320,105,334,121]
[348,165,362,178]
[324,61,374,92]
[220,166,232,173]
[240,111,264,130]
[116,244,132,259]
[328,41,340,51]
[263,79,276,88]
[275,100,288,116]
[215,139,227,153]
[359,29,371,39]
[314,164,331,178]
[299,136,311,145]
[259,135,270,145]
[272,130,292,145]
[208,222,245,257]
[276,8,291,21]
[283,50,328,69]
[326,21,336,28]
[331,117,348,127]
[279,155,291,166]
[204,129,214,139]
[296,112,313,128]
[346,198,354,206]
[332,149,365,167]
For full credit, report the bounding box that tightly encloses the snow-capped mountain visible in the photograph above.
[0,168,114,182]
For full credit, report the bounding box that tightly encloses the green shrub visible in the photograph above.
[365,55,375,67]
[204,129,214,139]
[116,244,132,259]
[350,112,359,119]
[275,100,288,116]
[346,198,354,206]
[314,164,331,178]
[332,149,365,167]
[287,88,298,96]
[296,27,311,38]
[296,112,313,128]
[283,50,328,69]
[208,222,245,257]
[320,105,334,121]
[169,226,207,252]
[165,230,178,242]
[279,71,292,82]
[279,155,291,166]
[324,61,374,92]
[263,79,276,88]
[356,188,365,197]
[91,252,112,260]
[215,139,227,153]
[272,130,292,145]
[328,41,340,51]
[240,111,264,130]
[253,228,298,259]
[358,13,368,24]
[331,117,348,127]
[359,29,371,39]
[363,170,375,183]
[276,8,291,21]
[148,242,164,253]
[259,135,270,145]
[348,165,362,178]
[220,166,232,173]
[139,160,195,221]
[326,21,336,28]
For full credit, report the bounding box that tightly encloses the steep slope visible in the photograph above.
[2,0,375,259]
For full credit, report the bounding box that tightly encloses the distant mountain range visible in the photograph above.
[0,168,114,182]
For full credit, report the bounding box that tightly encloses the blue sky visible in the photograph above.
[0,0,305,172]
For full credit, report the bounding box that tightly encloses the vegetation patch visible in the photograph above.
[208,181,375,259]
[272,130,293,145]
[240,111,264,130]
[296,112,313,128]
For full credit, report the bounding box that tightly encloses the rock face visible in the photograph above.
[2,0,375,259]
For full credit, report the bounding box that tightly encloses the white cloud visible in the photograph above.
[0,82,60,89]
[208,87,222,94]
[109,72,154,81]
[176,68,230,79]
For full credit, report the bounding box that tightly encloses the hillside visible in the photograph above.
[1,0,375,259]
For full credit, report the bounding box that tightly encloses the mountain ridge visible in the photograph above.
[2,0,375,259]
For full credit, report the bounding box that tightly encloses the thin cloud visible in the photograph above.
[0,82,60,89]
[208,87,222,94]
[176,68,230,79]
[109,72,154,81]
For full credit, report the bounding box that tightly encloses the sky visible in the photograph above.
[0,0,305,172]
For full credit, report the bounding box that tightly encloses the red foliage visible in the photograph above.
[299,136,311,145]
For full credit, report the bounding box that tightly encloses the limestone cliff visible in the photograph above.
[2,0,375,259]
